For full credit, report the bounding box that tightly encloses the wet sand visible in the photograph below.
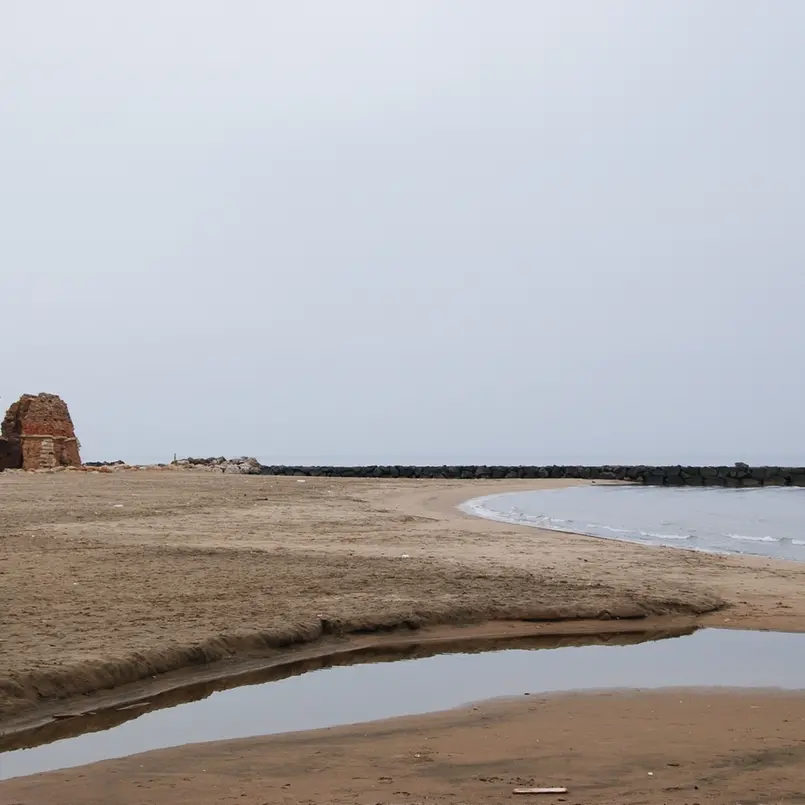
[6,690,805,805]
[2,470,805,802]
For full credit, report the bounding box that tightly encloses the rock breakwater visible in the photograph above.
[258,464,805,487]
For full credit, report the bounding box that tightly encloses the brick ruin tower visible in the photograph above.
[0,393,81,471]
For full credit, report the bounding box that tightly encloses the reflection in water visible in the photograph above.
[2,628,804,780]
[1,628,679,753]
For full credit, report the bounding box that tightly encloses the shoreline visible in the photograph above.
[460,484,805,563]
[3,470,805,800]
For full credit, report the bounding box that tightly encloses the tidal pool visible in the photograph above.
[2,628,804,780]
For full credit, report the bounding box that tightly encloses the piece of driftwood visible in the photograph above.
[512,787,568,795]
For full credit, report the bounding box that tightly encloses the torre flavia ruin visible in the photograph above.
[0,393,81,471]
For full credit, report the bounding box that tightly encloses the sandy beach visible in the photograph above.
[7,689,805,805]
[2,471,805,803]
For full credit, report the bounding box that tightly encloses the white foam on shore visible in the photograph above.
[460,488,803,562]
[461,495,697,543]
[638,531,692,540]
[726,534,780,543]
[460,496,574,534]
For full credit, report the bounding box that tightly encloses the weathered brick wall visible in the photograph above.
[0,394,81,470]
[0,435,21,470]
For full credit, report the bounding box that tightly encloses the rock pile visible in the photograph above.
[171,456,262,475]
[0,393,81,471]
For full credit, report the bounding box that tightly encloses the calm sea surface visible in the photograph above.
[462,485,805,562]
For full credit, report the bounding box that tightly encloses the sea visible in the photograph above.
[462,485,805,562]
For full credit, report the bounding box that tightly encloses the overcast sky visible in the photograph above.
[3,1,803,465]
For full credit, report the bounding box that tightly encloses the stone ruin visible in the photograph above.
[0,393,81,471]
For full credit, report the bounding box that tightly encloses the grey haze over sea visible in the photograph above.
[463,486,805,562]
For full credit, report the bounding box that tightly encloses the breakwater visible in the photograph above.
[258,464,805,486]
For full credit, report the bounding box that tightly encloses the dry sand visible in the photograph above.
[2,470,805,803]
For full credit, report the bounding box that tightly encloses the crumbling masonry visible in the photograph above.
[0,393,81,470]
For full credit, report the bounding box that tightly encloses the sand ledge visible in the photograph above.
[2,599,716,724]
[1,619,699,752]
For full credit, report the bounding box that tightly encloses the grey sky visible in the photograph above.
[3,1,803,465]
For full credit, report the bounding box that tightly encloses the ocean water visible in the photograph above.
[462,485,805,562]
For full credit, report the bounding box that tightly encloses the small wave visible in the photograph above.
[575,524,694,541]
[638,531,692,540]
[460,490,802,562]
[593,524,631,534]
[588,526,692,541]
[461,500,513,525]
[726,534,780,543]
[506,510,550,525]
[497,507,575,529]
[461,499,573,533]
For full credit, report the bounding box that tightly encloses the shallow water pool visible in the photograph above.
[2,628,804,780]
